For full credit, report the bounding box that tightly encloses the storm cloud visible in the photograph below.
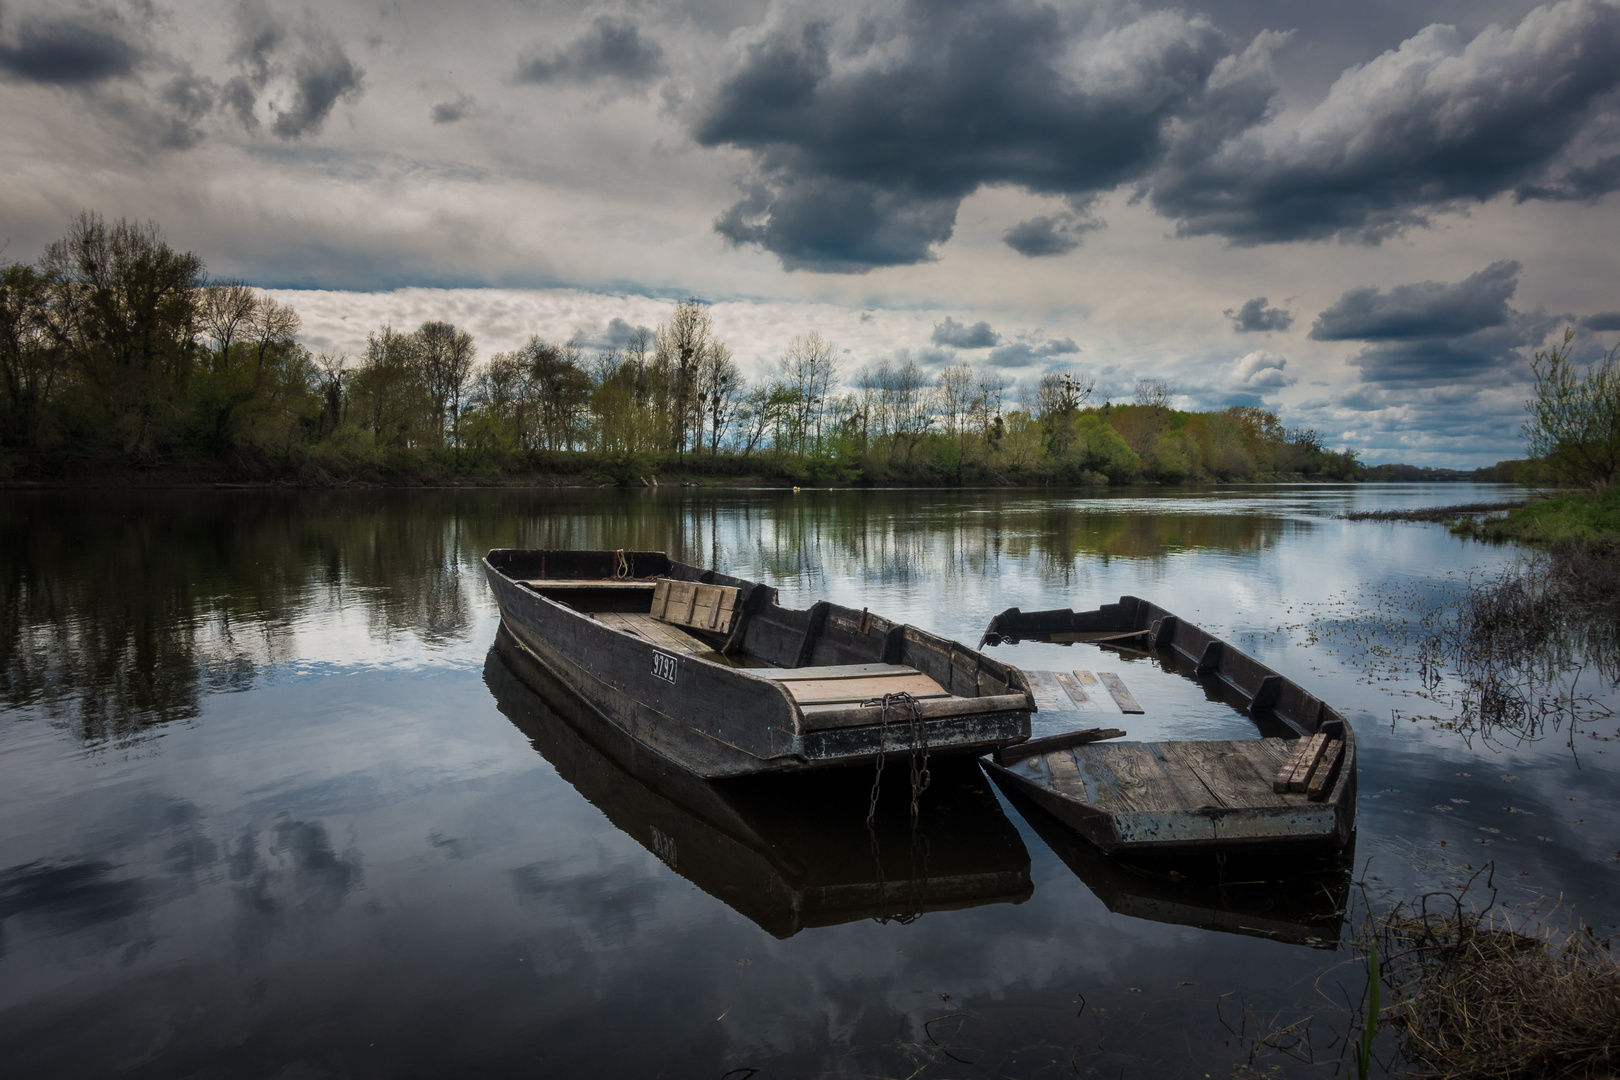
[1310,261,1520,342]
[516,15,667,88]
[0,12,141,85]
[1312,261,1554,389]
[1150,0,1620,244]
[695,3,1251,271]
[1225,297,1293,333]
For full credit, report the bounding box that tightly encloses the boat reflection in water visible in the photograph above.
[485,624,1033,938]
[1004,783,1352,948]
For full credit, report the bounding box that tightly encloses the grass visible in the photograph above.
[1365,884,1620,1080]
[1449,488,1620,550]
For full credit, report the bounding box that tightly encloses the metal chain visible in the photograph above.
[863,691,930,825]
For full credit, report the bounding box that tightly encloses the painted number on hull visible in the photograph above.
[651,650,678,685]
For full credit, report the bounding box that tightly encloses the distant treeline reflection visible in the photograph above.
[0,488,1286,744]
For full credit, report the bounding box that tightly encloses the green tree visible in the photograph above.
[1524,327,1620,489]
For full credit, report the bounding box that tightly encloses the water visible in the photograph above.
[1,485,1615,1077]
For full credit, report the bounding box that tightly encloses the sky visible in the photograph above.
[4,0,1620,466]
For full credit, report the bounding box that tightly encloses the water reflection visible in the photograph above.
[486,625,1032,936]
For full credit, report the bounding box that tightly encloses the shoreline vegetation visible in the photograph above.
[4,211,1386,490]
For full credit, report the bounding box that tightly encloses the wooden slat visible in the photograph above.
[1097,672,1144,714]
[1074,670,1099,685]
[594,612,713,654]
[780,673,948,705]
[1282,733,1330,793]
[1053,670,1099,710]
[1306,740,1344,801]
[1047,748,1087,799]
[754,663,920,681]
[1161,741,1264,810]
[1148,742,1228,810]
[796,692,1030,732]
[526,579,657,590]
[650,578,741,636]
[1071,742,1191,817]
[991,726,1126,764]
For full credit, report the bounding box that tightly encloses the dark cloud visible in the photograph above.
[1225,296,1293,333]
[695,4,1250,271]
[1003,210,1097,257]
[431,93,475,124]
[1312,260,1555,390]
[1580,311,1620,332]
[931,317,999,348]
[154,69,216,149]
[987,335,1079,368]
[516,15,667,88]
[1150,1,1620,244]
[271,36,363,139]
[1310,261,1519,341]
[0,13,141,85]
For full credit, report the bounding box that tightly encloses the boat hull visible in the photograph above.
[482,551,1032,779]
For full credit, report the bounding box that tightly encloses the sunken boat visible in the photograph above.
[481,549,1034,778]
[979,596,1356,856]
[485,625,1033,936]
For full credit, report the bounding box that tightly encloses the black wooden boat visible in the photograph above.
[486,624,1033,935]
[481,549,1034,778]
[979,597,1356,856]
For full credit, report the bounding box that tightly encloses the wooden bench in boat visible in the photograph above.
[1022,669,1145,716]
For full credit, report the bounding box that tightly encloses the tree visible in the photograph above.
[521,336,591,452]
[1524,327,1620,489]
[40,212,206,454]
[655,300,712,454]
[198,282,259,373]
[247,296,300,377]
[415,320,476,448]
[779,331,840,454]
[698,342,743,454]
[352,324,427,447]
[0,261,64,453]
[1031,369,1093,458]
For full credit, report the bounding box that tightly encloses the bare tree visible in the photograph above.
[198,281,259,373]
[779,331,840,453]
[698,341,743,454]
[655,300,712,454]
[1524,327,1620,487]
[1134,377,1172,409]
[416,320,477,447]
[313,350,350,433]
[247,296,301,375]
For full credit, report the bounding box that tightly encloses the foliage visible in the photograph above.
[1524,327,1620,490]
[1450,488,1620,549]
[3,210,1382,488]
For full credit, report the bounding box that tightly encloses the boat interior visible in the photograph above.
[487,549,1032,720]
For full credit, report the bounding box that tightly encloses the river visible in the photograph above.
[1,485,1614,1077]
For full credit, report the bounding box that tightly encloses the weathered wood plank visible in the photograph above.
[1097,672,1145,714]
[526,579,657,590]
[1283,733,1331,793]
[1074,670,1099,685]
[1306,740,1344,801]
[596,612,714,654]
[797,693,1031,732]
[754,663,921,681]
[1053,670,1103,710]
[1047,748,1087,799]
[780,672,948,705]
[1147,741,1228,810]
[1162,741,1273,810]
[1070,742,1191,816]
[991,726,1126,764]
[652,579,741,635]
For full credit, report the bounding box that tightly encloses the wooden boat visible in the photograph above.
[979,596,1356,856]
[485,624,1033,935]
[481,549,1034,778]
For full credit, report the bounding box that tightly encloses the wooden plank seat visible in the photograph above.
[778,672,949,705]
[650,578,742,635]
[524,579,658,590]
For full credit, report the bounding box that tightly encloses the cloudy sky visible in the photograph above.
[5,0,1620,465]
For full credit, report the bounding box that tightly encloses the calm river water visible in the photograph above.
[1,485,1615,1078]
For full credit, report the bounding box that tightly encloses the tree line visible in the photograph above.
[1,212,1360,484]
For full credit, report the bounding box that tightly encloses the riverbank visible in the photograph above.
[1449,488,1620,550]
